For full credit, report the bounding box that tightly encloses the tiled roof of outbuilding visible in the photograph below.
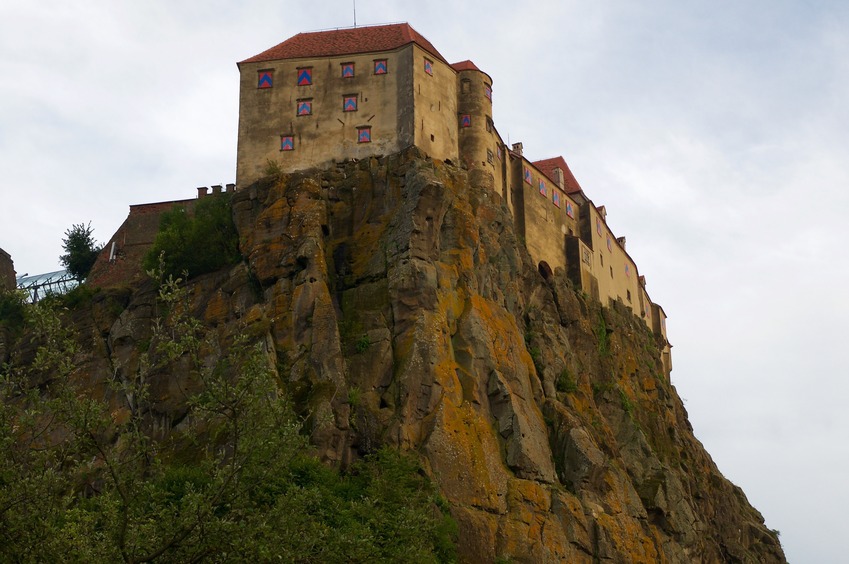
[532,156,583,194]
[240,23,448,65]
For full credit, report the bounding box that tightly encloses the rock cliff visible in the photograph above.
[49,149,783,562]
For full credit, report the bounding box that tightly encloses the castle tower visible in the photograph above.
[454,61,505,196]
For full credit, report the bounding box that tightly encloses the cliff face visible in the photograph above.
[63,150,782,562]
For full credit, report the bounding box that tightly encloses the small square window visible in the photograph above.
[258,69,273,89]
[484,84,492,101]
[424,58,433,76]
[523,167,532,185]
[297,67,312,86]
[374,59,388,74]
[460,114,471,128]
[280,135,295,151]
[341,62,355,78]
[297,99,312,116]
[343,95,358,112]
[357,126,371,143]
[553,191,561,208]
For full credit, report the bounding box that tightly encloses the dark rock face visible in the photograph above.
[76,149,784,563]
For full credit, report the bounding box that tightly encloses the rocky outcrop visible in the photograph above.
[74,149,783,562]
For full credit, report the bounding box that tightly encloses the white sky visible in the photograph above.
[2,2,847,560]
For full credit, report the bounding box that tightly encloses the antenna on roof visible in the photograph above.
[353,0,357,27]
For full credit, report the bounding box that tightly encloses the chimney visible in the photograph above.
[553,167,565,189]
[617,236,626,250]
[512,142,523,156]
[197,186,208,198]
[212,185,223,195]
[226,183,236,192]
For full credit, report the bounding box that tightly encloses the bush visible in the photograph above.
[143,193,241,279]
[60,222,102,280]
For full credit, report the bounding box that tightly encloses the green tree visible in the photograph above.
[143,194,242,280]
[60,222,103,280]
[0,270,457,562]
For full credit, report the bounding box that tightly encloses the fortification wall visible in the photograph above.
[410,45,459,163]
[512,158,580,273]
[0,248,15,291]
[236,45,413,187]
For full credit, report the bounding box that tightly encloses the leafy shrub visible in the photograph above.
[60,222,103,280]
[143,193,241,279]
[556,368,578,393]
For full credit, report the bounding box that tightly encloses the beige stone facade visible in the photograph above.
[238,23,674,372]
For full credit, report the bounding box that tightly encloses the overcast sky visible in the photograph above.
[2,1,846,561]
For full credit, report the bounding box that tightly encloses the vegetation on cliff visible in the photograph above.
[0,272,456,562]
[142,193,241,280]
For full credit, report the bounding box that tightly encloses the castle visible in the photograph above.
[89,22,670,374]
[236,23,671,373]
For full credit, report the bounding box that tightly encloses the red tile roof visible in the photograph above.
[240,23,448,65]
[532,156,583,194]
[451,60,480,72]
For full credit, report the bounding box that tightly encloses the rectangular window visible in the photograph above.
[280,135,294,151]
[627,289,632,302]
[607,236,612,252]
[341,62,355,78]
[523,167,532,184]
[374,59,388,74]
[596,218,602,236]
[497,145,503,160]
[565,201,574,218]
[357,126,371,143]
[486,117,493,132]
[625,263,631,278]
[296,99,312,116]
[461,79,471,93]
[424,58,433,76]
[539,179,547,197]
[487,149,494,164]
[257,69,273,89]
[297,67,312,86]
[552,191,561,208]
[582,248,592,265]
[484,83,492,101]
[460,114,471,128]
[343,95,358,112]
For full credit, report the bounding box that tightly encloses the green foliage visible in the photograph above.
[619,389,634,416]
[556,368,578,393]
[0,289,26,335]
[529,347,544,376]
[355,333,371,353]
[0,270,457,562]
[347,385,362,407]
[594,310,610,357]
[143,193,241,280]
[60,221,103,280]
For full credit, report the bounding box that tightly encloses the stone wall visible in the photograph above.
[0,248,15,291]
